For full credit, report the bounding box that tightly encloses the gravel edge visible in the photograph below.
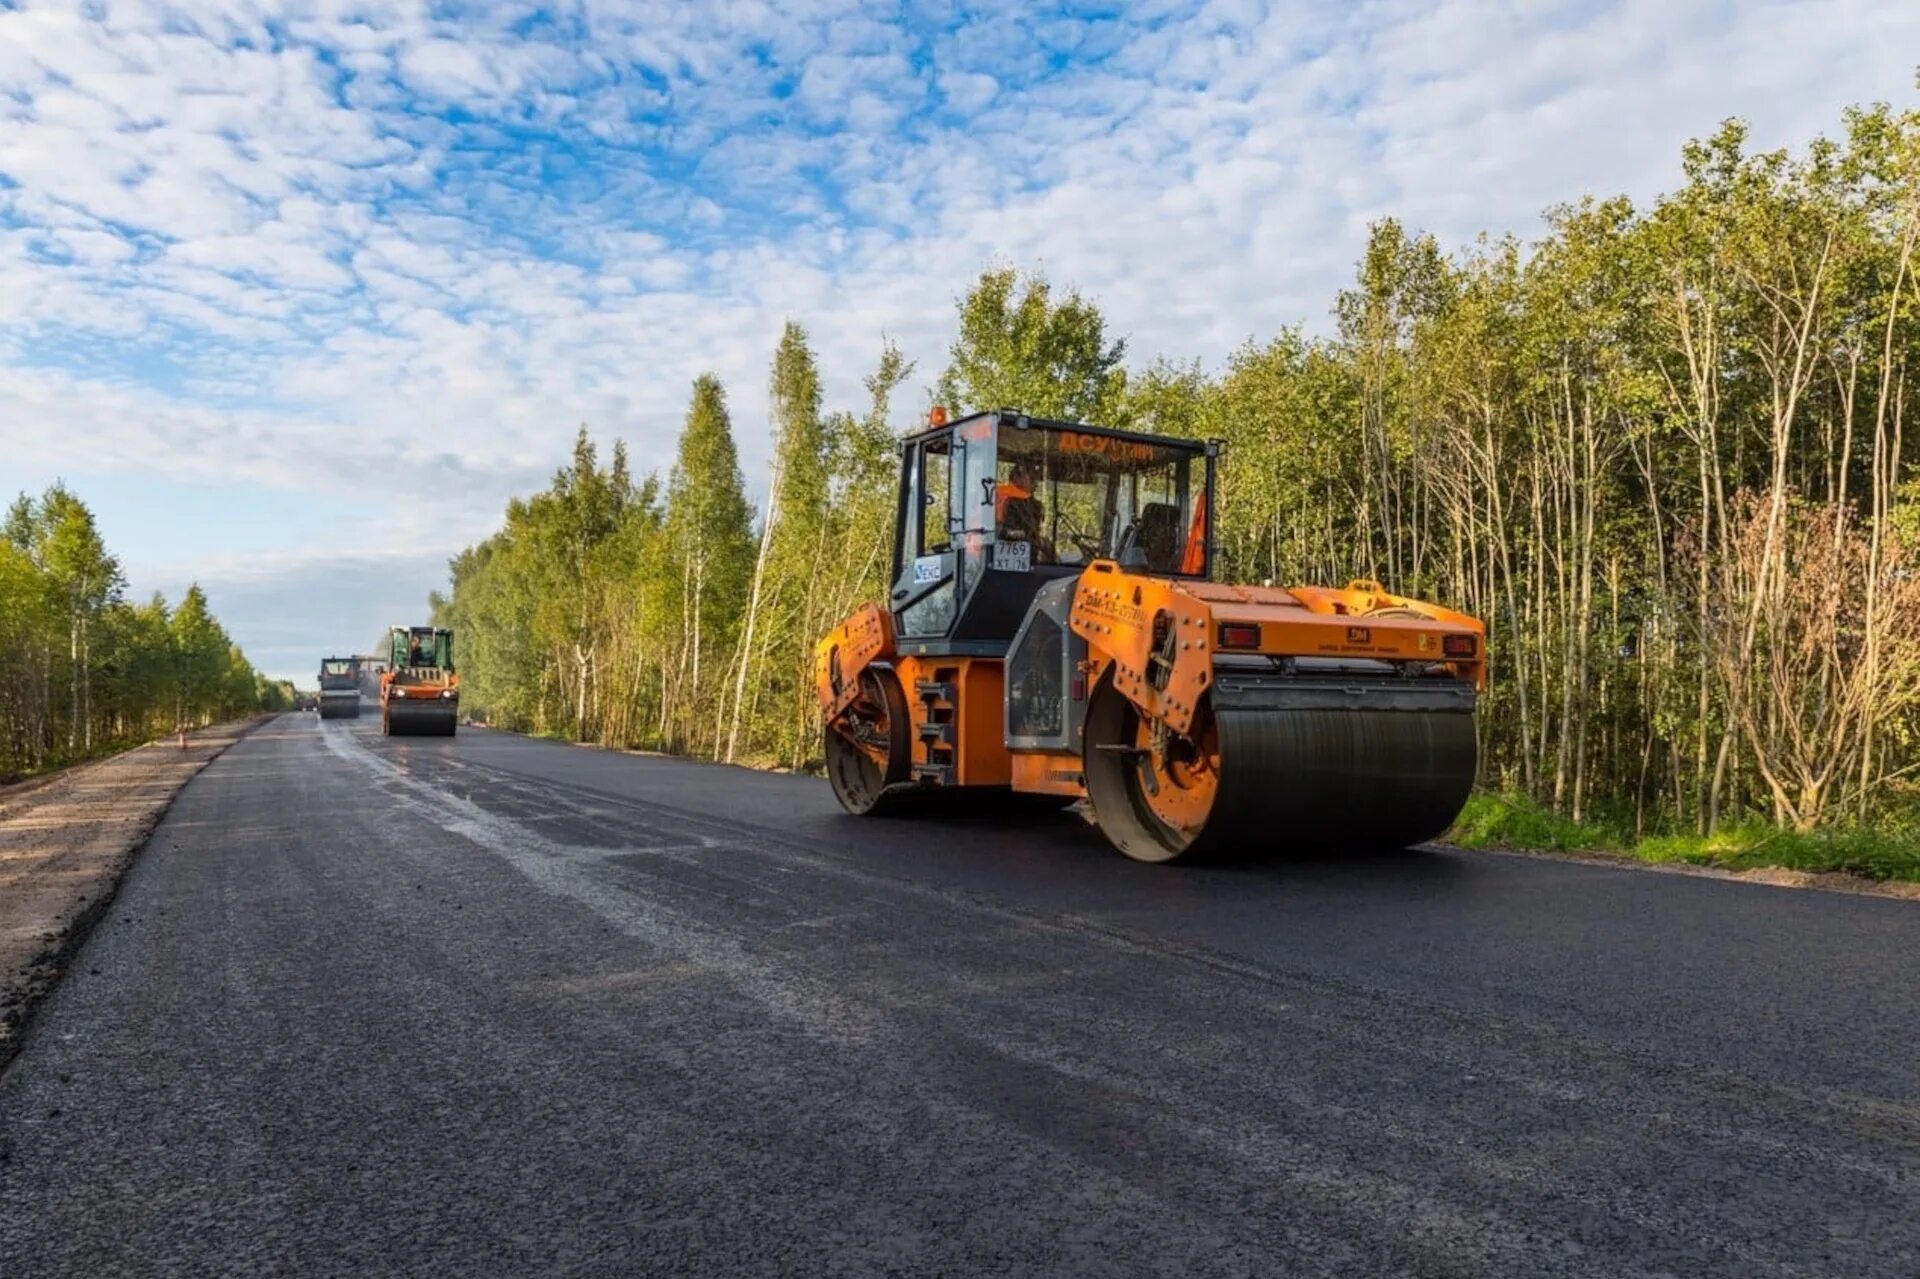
[0,716,275,1074]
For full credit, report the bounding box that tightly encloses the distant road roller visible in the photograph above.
[381,625,459,736]
[316,656,361,719]
[815,410,1486,862]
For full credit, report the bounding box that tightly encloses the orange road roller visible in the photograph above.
[815,410,1485,862]
[381,625,459,737]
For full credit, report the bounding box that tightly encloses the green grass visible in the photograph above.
[1449,793,1628,853]
[1449,794,1920,884]
[1635,823,1920,882]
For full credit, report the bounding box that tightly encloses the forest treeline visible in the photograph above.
[0,486,289,780]
[436,104,1920,839]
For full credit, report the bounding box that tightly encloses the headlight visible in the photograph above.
[441,690,455,698]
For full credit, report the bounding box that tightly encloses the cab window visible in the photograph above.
[919,436,953,555]
[994,426,1207,575]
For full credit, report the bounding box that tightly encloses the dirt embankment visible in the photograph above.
[0,718,267,1066]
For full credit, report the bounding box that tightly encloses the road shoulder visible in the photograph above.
[0,716,270,1068]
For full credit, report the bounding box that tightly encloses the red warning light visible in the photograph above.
[1217,623,1262,650]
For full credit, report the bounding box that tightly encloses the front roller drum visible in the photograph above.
[1083,680,1478,862]
[824,668,911,815]
[384,697,458,737]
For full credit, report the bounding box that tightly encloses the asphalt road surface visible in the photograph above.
[3,713,1918,1276]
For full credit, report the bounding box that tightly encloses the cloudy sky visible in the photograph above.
[1,0,1916,682]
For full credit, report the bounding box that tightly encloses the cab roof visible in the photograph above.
[901,409,1214,456]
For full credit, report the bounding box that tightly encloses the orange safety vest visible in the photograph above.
[995,480,1033,522]
[1180,496,1207,574]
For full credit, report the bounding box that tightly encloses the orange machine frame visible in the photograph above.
[816,568,1485,803]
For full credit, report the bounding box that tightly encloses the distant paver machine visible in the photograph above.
[316,656,361,719]
[815,409,1487,862]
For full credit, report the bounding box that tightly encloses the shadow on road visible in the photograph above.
[851,787,1472,894]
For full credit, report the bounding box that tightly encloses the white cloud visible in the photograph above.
[1,0,1917,672]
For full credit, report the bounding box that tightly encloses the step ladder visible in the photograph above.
[913,672,959,785]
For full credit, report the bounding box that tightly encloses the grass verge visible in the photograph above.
[1449,793,1920,884]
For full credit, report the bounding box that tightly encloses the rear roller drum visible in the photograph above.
[1083,681,1478,863]
[824,668,911,816]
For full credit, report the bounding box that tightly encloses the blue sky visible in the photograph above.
[2,0,1917,682]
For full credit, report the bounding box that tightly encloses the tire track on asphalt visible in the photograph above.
[328,735,1920,1276]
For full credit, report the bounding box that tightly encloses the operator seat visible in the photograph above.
[1130,502,1183,572]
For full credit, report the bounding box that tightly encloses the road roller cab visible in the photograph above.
[816,410,1486,861]
[884,410,1214,653]
[380,625,459,737]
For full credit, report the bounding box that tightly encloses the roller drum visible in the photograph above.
[1085,669,1477,862]
[1206,703,1476,849]
[384,697,458,737]
[824,668,911,815]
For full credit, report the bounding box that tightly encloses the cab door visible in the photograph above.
[891,430,959,639]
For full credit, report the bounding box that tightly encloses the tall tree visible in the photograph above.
[939,267,1127,422]
[661,375,753,755]
[169,584,228,730]
[727,321,831,764]
[33,485,122,752]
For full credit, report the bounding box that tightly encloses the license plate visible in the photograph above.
[991,541,1031,572]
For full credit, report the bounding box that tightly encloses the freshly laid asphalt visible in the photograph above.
[2,712,1917,1276]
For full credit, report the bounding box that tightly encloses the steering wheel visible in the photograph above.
[1053,511,1103,559]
